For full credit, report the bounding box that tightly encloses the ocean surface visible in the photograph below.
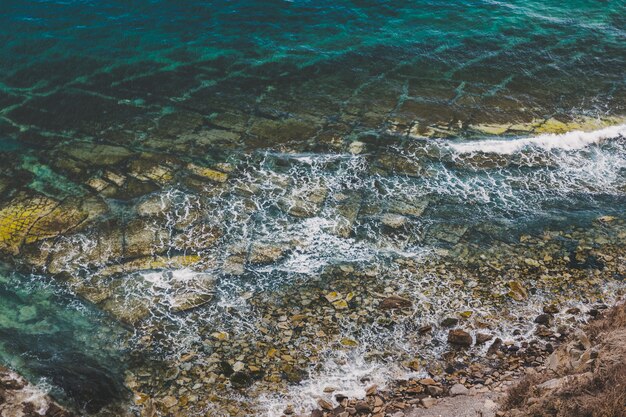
[0,1,625,416]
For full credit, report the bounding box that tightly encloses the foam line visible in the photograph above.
[448,124,626,154]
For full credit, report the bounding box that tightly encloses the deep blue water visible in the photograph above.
[0,0,624,141]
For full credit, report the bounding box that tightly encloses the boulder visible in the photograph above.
[449,383,469,396]
[279,183,328,217]
[381,213,408,229]
[448,329,473,347]
[248,243,289,265]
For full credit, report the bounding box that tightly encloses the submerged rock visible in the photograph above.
[379,295,412,309]
[187,163,229,183]
[248,243,289,265]
[381,213,408,229]
[279,183,328,217]
[0,193,101,255]
[59,142,135,167]
[507,281,529,301]
[475,333,493,345]
[169,273,217,312]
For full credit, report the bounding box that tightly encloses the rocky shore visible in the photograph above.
[0,113,625,416]
[299,300,626,417]
[0,366,74,417]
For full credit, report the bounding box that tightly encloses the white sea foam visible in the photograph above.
[36,130,626,415]
[258,350,417,417]
[448,124,626,154]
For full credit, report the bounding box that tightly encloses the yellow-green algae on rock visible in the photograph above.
[471,115,626,136]
[0,193,60,255]
[0,193,103,255]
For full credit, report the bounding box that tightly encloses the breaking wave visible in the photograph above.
[447,124,626,154]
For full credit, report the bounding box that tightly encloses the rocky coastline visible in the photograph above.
[300,299,625,417]
[0,366,75,417]
[0,114,625,416]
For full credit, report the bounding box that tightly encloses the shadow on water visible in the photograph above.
[0,267,131,414]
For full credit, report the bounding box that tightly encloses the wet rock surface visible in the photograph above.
[0,103,625,416]
[0,366,75,417]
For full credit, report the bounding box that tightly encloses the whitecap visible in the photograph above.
[448,124,626,155]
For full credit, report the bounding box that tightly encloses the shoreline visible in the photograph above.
[301,299,625,417]
[0,121,625,416]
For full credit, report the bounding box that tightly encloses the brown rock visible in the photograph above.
[448,329,473,346]
[355,401,371,413]
[317,399,333,411]
[418,325,433,334]
[379,295,412,309]
[475,333,493,345]
[418,378,437,386]
[366,384,378,396]
[543,304,560,314]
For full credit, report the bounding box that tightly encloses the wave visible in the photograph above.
[448,124,626,155]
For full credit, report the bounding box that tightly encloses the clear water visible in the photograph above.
[0,1,625,416]
[0,268,130,413]
[0,0,624,140]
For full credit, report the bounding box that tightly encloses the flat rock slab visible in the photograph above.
[406,391,503,417]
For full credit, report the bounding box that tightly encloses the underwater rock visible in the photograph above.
[348,141,365,154]
[507,281,529,301]
[123,219,169,259]
[475,333,493,345]
[376,152,425,176]
[0,175,12,195]
[135,195,172,217]
[247,117,318,148]
[279,183,328,217]
[59,142,135,167]
[328,192,362,237]
[128,159,175,185]
[0,193,98,255]
[387,197,429,217]
[441,317,459,327]
[0,192,59,254]
[229,371,253,388]
[248,242,289,265]
[427,223,468,244]
[169,273,217,312]
[534,314,552,325]
[100,294,151,326]
[379,295,412,309]
[187,163,229,183]
[381,213,408,229]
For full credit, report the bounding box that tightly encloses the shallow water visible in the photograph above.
[0,1,625,416]
[0,268,130,413]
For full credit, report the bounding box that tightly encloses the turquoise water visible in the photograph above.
[0,268,130,413]
[0,1,625,415]
[0,0,624,142]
